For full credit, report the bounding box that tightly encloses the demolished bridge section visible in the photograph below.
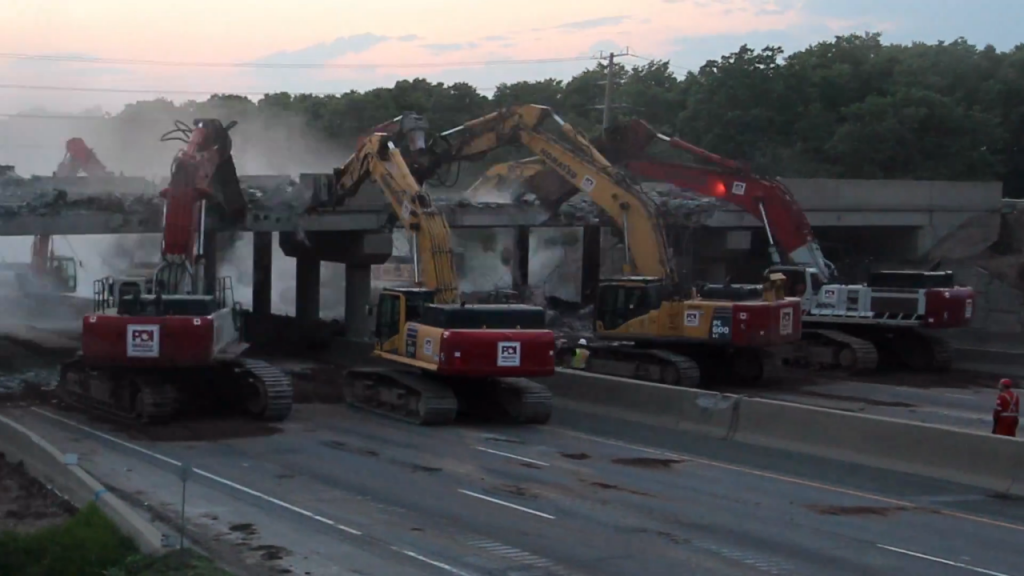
[0,176,722,236]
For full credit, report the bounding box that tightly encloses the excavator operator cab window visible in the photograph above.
[595,283,658,331]
[376,293,402,344]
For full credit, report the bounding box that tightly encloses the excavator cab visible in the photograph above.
[594,277,665,331]
[47,255,77,293]
[374,287,437,353]
[766,266,824,299]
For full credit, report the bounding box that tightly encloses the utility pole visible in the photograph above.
[594,48,632,129]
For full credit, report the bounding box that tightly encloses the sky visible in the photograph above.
[0,0,1021,116]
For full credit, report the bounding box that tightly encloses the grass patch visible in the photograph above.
[0,502,135,576]
[0,502,233,575]
[107,549,234,575]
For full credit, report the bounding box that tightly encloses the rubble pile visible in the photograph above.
[441,183,721,228]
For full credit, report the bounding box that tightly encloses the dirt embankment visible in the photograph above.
[0,452,77,533]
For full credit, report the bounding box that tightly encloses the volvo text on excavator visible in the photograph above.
[56,119,293,424]
[588,119,974,372]
[308,113,555,425]
[418,105,803,387]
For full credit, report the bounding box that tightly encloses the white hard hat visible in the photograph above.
[577,338,587,346]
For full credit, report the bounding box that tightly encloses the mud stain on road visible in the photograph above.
[804,504,922,517]
[611,457,685,469]
[320,439,379,457]
[584,480,652,497]
[560,452,591,460]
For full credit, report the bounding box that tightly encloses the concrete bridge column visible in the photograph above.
[295,255,321,324]
[252,232,273,318]
[345,264,372,340]
[512,226,530,293]
[581,225,601,305]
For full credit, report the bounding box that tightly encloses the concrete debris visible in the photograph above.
[439,185,720,228]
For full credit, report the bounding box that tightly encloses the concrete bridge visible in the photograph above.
[0,174,1003,340]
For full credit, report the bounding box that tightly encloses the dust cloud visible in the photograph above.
[0,98,355,321]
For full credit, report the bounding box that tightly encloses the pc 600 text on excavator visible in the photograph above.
[56,119,293,425]
[309,113,555,426]
[379,105,803,388]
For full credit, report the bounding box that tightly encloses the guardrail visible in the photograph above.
[545,369,1024,496]
[0,414,167,553]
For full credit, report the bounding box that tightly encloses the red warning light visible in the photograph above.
[711,180,727,197]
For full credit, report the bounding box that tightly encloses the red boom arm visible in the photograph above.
[595,120,834,279]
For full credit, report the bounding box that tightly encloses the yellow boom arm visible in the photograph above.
[333,134,460,303]
[440,105,674,282]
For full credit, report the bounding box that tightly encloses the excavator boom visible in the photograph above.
[436,105,675,282]
[595,119,834,280]
[327,129,460,304]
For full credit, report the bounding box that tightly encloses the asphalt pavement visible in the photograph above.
[3,401,1022,576]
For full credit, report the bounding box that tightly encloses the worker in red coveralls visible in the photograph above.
[993,378,1020,437]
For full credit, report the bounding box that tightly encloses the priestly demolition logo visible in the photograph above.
[127,325,160,357]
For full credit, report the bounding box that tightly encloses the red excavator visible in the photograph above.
[56,119,292,424]
[55,137,114,178]
[592,119,975,372]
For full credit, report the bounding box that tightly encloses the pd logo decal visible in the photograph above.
[780,308,794,336]
[498,341,521,367]
[684,311,700,327]
[127,324,160,358]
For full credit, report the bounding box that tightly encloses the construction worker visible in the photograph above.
[570,338,590,369]
[993,378,1020,438]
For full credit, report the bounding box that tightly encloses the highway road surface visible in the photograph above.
[2,401,1022,576]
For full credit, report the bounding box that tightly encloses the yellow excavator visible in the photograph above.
[313,113,556,425]
[426,105,803,387]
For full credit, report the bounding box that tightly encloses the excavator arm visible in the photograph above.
[56,138,113,177]
[595,119,835,281]
[331,132,460,304]
[437,105,675,282]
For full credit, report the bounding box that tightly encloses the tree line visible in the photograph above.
[101,33,1024,193]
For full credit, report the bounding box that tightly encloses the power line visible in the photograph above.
[0,83,334,96]
[0,52,603,70]
[0,83,497,96]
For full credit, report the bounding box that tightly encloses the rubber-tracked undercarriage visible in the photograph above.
[57,356,293,424]
[342,367,552,426]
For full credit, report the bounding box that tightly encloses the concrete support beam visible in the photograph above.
[252,232,273,318]
[512,226,530,292]
[581,225,601,305]
[201,232,218,297]
[295,255,321,324]
[345,264,372,341]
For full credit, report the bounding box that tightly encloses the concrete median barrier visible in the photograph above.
[546,368,1024,496]
[733,398,1024,496]
[545,369,741,438]
[954,346,1024,378]
[0,414,166,554]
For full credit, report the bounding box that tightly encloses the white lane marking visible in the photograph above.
[474,446,549,467]
[458,489,555,519]
[877,545,1010,576]
[393,548,476,576]
[32,408,362,534]
[944,393,974,399]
